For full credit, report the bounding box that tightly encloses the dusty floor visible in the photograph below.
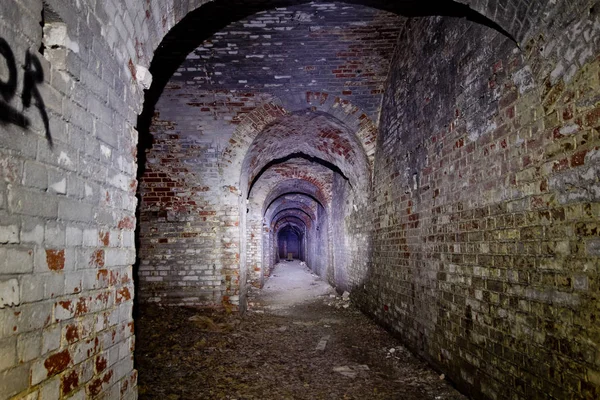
[135,261,467,400]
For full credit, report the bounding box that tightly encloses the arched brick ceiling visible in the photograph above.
[266,193,320,215]
[273,215,307,234]
[265,198,318,224]
[262,179,328,215]
[248,159,333,207]
[265,194,323,228]
[171,3,400,121]
[271,205,315,224]
[221,97,378,178]
[241,111,370,194]
[277,224,304,238]
[273,208,313,229]
[138,0,526,140]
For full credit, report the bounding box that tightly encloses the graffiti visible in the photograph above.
[0,37,52,147]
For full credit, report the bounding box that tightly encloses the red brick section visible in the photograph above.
[249,159,334,207]
[240,111,370,194]
[172,4,401,120]
[46,249,66,271]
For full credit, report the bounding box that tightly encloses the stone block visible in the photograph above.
[22,161,48,190]
[8,187,58,218]
[0,336,17,371]
[82,228,98,247]
[18,302,52,333]
[42,324,61,355]
[17,331,42,363]
[58,198,94,223]
[66,226,83,247]
[19,274,45,304]
[0,279,20,309]
[0,247,34,274]
[0,222,19,244]
[0,363,29,398]
[38,377,60,399]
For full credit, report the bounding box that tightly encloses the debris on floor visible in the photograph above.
[136,261,466,399]
[315,335,330,351]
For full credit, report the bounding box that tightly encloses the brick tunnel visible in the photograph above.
[1,0,600,399]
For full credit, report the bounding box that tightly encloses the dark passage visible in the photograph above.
[278,226,302,260]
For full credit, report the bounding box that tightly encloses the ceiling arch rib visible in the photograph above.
[248,162,333,208]
[261,179,330,217]
[265,195,319,220]
[273,215,307,235]
[241,111,371,197]
[272,207,314,229]
[271,207,316,225]
[270,204,316,225]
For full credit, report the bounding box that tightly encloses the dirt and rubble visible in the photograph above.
[135,261,467,400]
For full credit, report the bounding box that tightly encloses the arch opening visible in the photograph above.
[277,225,304,261]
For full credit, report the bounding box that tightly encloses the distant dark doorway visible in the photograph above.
[278,226,304,260]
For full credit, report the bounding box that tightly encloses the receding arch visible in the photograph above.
[264,192,325,219]
[260,179,331,215]
[241,111,371,198]
[267,201,318,227]
[137,0,525,176]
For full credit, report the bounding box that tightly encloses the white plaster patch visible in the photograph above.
[58,152,73,167]
[108,173,128,191]
[0,225,19,244]
[85,184,94,197]
[513,66,535,94]
[579,46,594,66]
[50,178,67,194]
[295,12,312,22]
[515,135,525,146]
[100,144,112,159]
[585,148,600,164]
[468,131,479,142]
[0,279,20,308]
[564,64,578,83]
[559,124,579,136]
[66,37,80,53]
[136,65,153,89]
[43,25,79,53]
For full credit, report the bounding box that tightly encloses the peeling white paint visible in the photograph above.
[58,152,73,167]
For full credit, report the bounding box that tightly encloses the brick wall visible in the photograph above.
[0,0,141,398]
[247,159,333,285]
[138,3,400,308]
[356,2,600,398]
[3,0,599,399]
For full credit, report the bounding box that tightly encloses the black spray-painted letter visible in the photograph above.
[23,50,52,147]
[0,37,52,147]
